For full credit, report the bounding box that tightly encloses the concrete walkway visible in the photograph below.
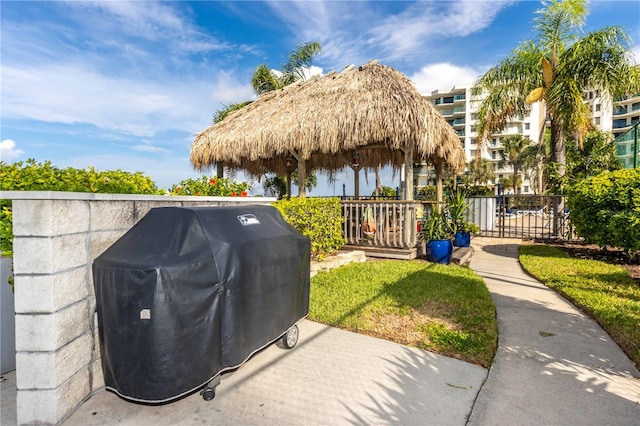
[61,320,486,425]
[3,238,640,425]
[468,237,640,425]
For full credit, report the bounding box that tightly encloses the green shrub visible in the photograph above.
[274,197,345,260]
[170,175,250,197]
[568,168,640,256]
[0,159,163,259]
[372,186,397,198]
[1,159,162,194]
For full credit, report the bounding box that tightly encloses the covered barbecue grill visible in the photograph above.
[93,205,310,403]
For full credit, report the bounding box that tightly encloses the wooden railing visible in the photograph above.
[340,200,426,249]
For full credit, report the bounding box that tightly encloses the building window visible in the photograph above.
[524,186,529,193]
[491,151,496,159]
[525,123,530,130]
[613,118,628,129]
[596,104,601,112]
[595,117,601,125]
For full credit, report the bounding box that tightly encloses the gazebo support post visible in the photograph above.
[291,150,306,198]
[286,171,292,199]
[216,163,224,179]
[403,143,414,248]
[403,144,414,201]
[353,167,360,200]
[435,159,444,212]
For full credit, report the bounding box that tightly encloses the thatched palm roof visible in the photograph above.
[191,60,465,197]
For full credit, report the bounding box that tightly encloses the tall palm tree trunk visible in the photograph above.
[551,118,566,235]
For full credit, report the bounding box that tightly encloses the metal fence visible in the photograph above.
[467,195,574,240]
[338,195,575,254]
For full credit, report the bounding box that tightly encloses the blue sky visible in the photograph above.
[2,0,639,196]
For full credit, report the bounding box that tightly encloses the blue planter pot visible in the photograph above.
[426,239,453,264]
[453,231,471,247]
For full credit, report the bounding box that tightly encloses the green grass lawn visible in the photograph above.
[309,259,498,368]
[519,245,640,369]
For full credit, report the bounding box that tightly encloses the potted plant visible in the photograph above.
[418,209,454,264]
[447,191,474,247]
[453,221,479,247]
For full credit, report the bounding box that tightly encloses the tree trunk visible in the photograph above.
[286,171,292,199]
[550,117,566,235]
[216,163,224,178]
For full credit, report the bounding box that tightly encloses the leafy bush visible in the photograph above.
[568,168,640,256]
[1,159,163,260]
[274,197,345,260]
[372,186,397,198]
[463,185,494,197]
[1,159,162,194]
[170,176,250,197]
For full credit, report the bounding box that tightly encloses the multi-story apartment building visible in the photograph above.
[422,86,545,194]
[612,93,640,138]
[420,84,638,194]
[613,91,640,168]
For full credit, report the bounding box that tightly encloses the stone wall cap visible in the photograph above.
[0,191,277,203]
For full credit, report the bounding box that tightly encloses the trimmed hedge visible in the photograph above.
[274,197,345,260]
[0,159,163,259]
[0,159,162,194]
[568,168,640,256]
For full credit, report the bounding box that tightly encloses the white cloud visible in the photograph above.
[131,144,172,154]
[265,0,513,68]
[1,139,25,162]
[410,63,483,95]
[630,44,640,64]
[1,63,254,138]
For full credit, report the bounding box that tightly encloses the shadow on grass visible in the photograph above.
[310,260,497,367]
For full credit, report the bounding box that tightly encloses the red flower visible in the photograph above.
[209,178,217,185]
[195,191,201,196]
[231,192,237,197]
[241,191,248,197]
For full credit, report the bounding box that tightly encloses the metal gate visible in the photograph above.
[467,195,574,240]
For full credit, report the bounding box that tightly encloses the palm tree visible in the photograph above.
[212,101,253,178]
[251,42,322,95]
[474,0,640,226]
[251,42,322,197]
[567,129,622,182]
[467,158,495,186]
[498,135,531,194]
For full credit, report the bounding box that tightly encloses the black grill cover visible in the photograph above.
[92,205,310,403]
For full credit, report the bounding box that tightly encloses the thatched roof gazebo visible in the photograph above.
[191,60,464,200]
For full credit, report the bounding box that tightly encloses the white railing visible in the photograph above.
[341,201,424,249]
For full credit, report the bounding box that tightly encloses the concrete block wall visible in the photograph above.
[1,191,275,425]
